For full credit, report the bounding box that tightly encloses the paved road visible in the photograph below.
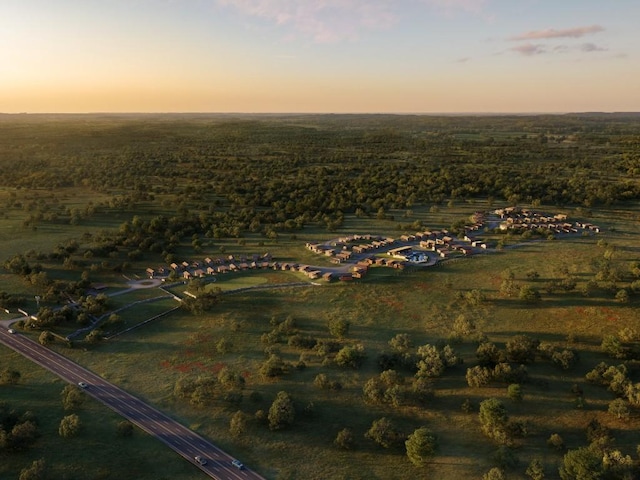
[0,327,265,480]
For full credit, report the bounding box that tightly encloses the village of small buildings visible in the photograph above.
[143,208,600,285]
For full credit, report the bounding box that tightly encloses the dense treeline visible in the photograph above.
[1,114,639,237]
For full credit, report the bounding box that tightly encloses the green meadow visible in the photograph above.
[1,114,640,479]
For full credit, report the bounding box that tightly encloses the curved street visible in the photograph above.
[0,327,264,480]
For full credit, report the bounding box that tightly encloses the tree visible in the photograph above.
[365,417,401,449]
[505,335,540,364]
[59,414,81,438]
[478,398,509,444]
[559,447,603,480]
[38,330,54,346]
[268,391,295,430]
[482,467,505,480]
[602,449,634,478]
[405,427,438,466]
[608,398,630,420]
[19,459,46,480]
[61,384,85,411]
[415,344,452,378]
[229,410,248,436]
[551,349,578,370]
[466,366,492,387]
[547,433,565,451]
[389,333,413,353]
[615,289,629,303]
[84,328,103,345]
[260,353,286,378]
[519,284,541,303]
[334,427,355,450]
[507,383,522,402]
[217,367,245,391]
[601,335,625,359]
[182,289,221,314]
[7,420,39,452]
[328,317,350,339]
[476,341,503,366]
[334,344,365,369]
[526,458,546,480]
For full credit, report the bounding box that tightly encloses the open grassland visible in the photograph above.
[2,201,639,479]
[2,115,640,479]
[33,212,640,479]
[0,346,207,480]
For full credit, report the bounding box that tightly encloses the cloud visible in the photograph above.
[216,0,398,43]
[421,0,488,15]
[510,43,546,56]
[581,42,607,52]
[511,25,604,41]
[216,0,491,43]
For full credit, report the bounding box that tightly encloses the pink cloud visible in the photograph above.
[511,25,604,41]
[216,0,491,43]
[511,44,546,56]
[421,0,488,15]
[216,0,398,43]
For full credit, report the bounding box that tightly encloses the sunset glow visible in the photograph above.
[2,0,638,113]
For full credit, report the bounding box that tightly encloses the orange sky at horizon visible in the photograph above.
[2,1,639,114]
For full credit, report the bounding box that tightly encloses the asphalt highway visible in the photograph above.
[0,327,266,480]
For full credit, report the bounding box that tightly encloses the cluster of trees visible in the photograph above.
[173,367,246,407]
[586,362,640,408]
[0,403,39,453]
[2,115,640,243]
[507,241,640,305]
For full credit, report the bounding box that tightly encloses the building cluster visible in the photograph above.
[417,229,488,259]
[146,253,274,281]
[143,208,600,285]
[494,208,600,234]
[306,234,397,264]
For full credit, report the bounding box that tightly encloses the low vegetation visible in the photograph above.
[1,113,640,479]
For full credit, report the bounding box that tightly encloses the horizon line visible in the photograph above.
[2,111,639,116]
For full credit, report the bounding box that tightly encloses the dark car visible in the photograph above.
[195,456,207,466]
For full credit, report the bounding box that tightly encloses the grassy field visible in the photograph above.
[0,346,207,480]
[2,195,640,479]
[3,114,640,479]
[14,207,632,479]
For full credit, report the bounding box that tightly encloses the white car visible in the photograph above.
[232,459,244,470]
[7,328,15,334]
[78,382,88,389]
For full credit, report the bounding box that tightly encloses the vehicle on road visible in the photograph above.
[7,329,15,334]
[78,382,88,388]
[195,456,207,465]
[232,459,244,470]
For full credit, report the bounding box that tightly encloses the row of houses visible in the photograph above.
[494,207,567,222]
[499,218,600,235]
[146,253,274,279]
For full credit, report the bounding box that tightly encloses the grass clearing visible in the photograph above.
[0,345,202,480]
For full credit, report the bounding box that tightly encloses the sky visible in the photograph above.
[1,0,639,113]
